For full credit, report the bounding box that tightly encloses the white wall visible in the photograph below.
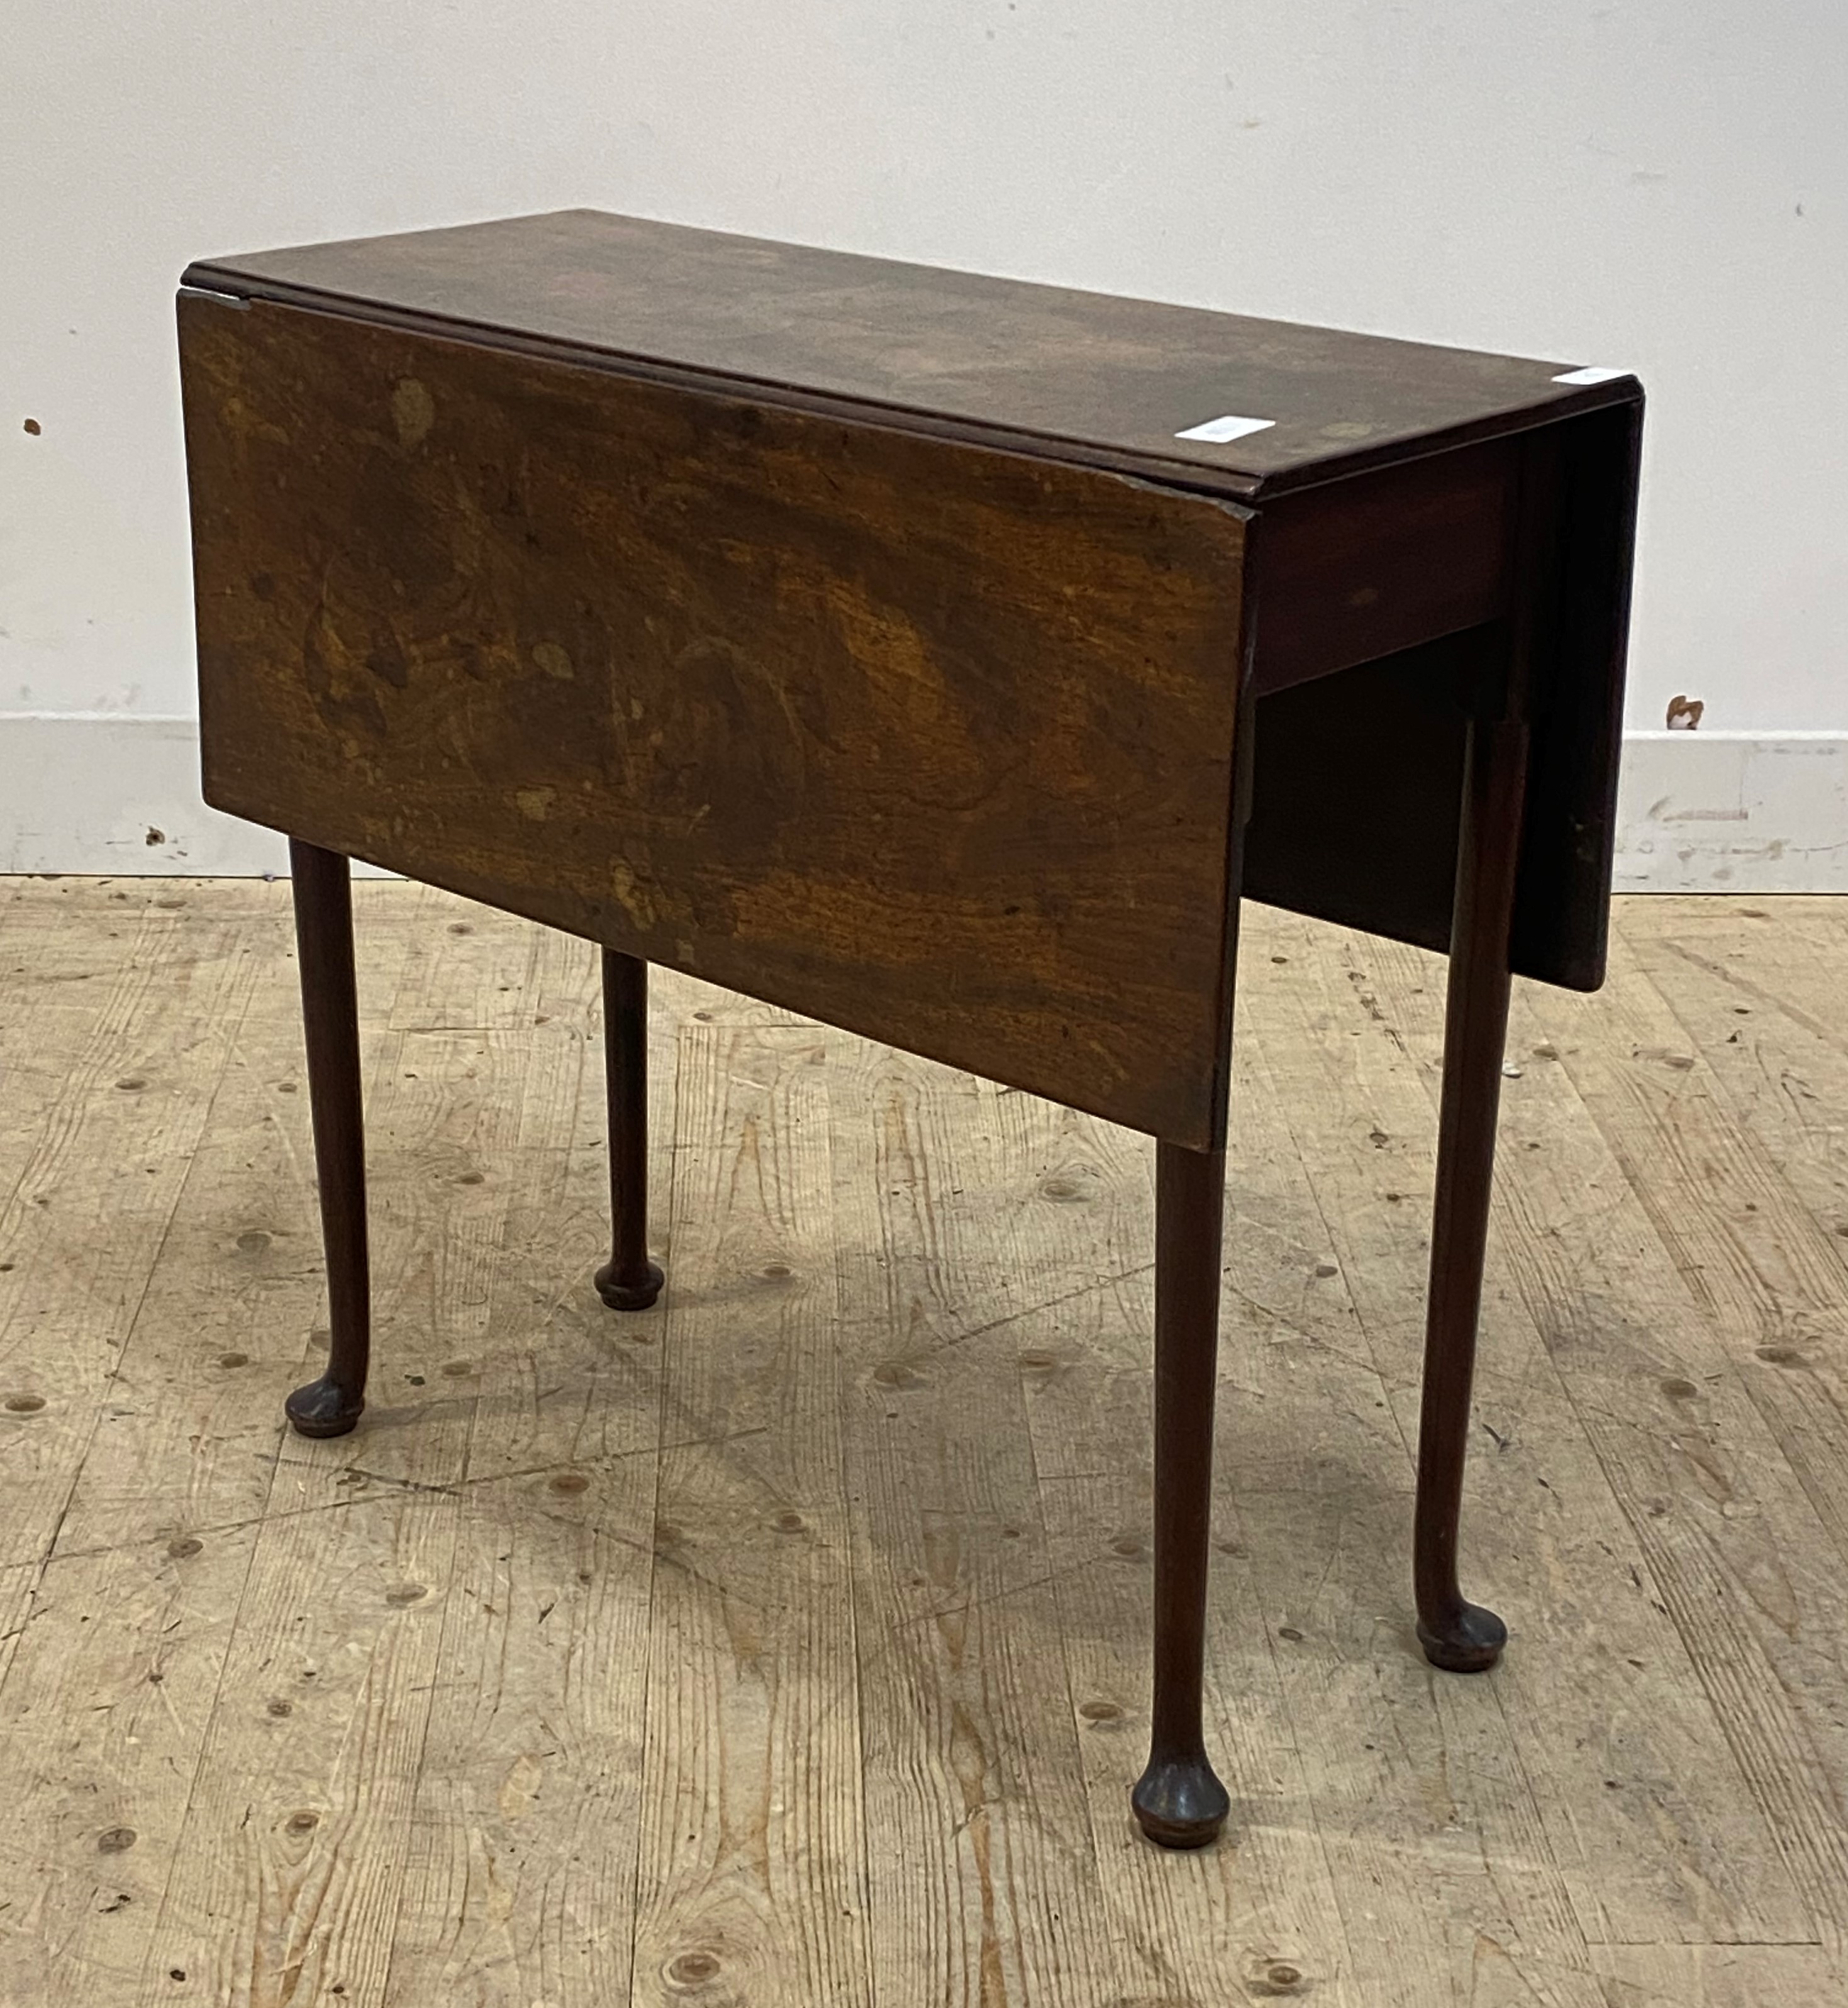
[4,2,1845,877]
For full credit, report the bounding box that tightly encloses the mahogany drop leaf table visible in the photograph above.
[177,209,1641,1850]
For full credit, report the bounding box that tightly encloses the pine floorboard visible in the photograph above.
[0,879,1837,2006]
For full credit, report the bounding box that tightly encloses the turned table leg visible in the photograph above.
[1414,707,1530,1671]
[284,839,370,1439]
[594,948,664,1312]
[1132,1138,1232,1849]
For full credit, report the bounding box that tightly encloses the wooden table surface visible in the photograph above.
[179,209,1643,1145]
[186,207,1635,499]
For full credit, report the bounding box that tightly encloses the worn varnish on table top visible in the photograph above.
[179,210,1641,1145]
[184,206,1634,498]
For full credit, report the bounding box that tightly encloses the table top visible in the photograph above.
[184,208,1637,502]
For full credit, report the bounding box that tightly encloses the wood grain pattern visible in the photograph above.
[1244,404,1640,999]
[384,946,660,2005]
[1247,436,1515,696]
[1375,908,1848,1956]
[185,206,1638,499]
[181,293,1252,1148]
[0,901,254,1572]
[1236,909,1812,1951]
[1001,1084,1352,2000]
[179,237,1641,1040]
[831,1053,1123,2007]
[1215,955,1611,2000]
[6,879,1834,2005]
[630,1019,871,2006]
[128,951,542,2001]
[1488,970,1848,1955]
[1526,922,1848,1575]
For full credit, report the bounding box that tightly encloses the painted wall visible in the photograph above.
[4,2,1845,875]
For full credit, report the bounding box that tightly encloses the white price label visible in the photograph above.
[1174,413,1276,443]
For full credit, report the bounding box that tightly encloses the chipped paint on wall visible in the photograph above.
[1615,731,1848,892]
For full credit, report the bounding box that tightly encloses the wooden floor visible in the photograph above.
[1,879,1844,2006]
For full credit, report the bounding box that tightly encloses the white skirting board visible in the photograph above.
[1613,731,1848,893]
[0,716,392,879]
[2,714,1845,894]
